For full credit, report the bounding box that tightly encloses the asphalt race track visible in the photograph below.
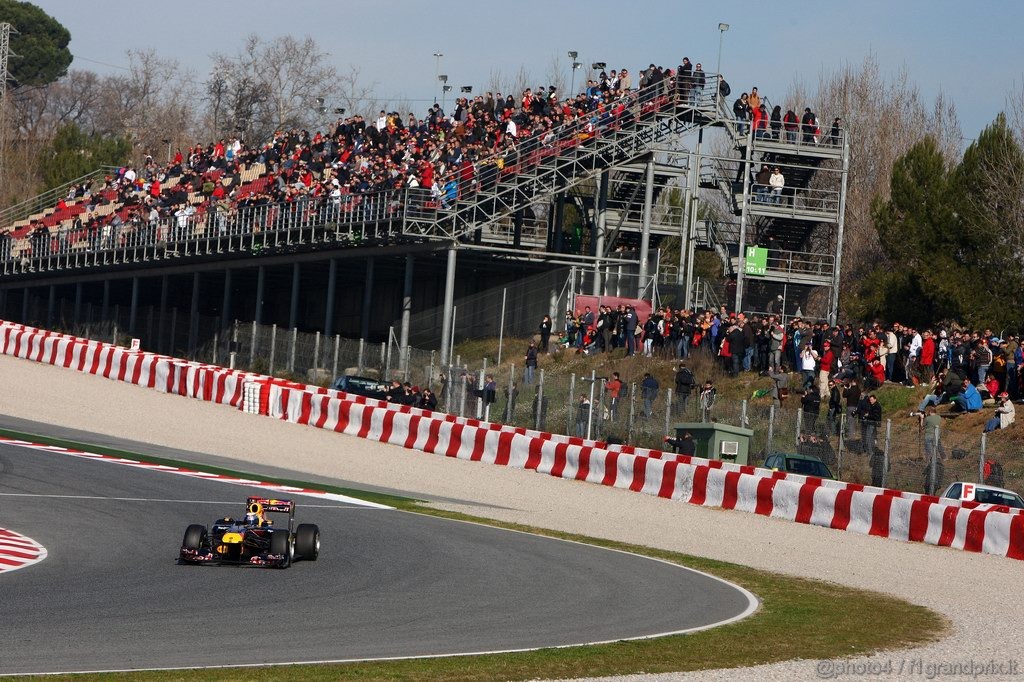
[0,439,755,675]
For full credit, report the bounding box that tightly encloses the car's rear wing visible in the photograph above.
[247,497,294,514]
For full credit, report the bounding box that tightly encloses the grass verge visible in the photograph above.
[1,427,948,681]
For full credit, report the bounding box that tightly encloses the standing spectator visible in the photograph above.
[843,378,862,441]
[769,321,785,371]
[732,93,750,136]
[674,362,695,415]
[828,117,842,146]
[768,366,789,410]
[783,109,799,143]
[770,105,782,140]
[826,379,843,436]
[539,315,552,353]
[524,341,538,385]
[692,63,706,103]
[748,87,762,133]
[801,388,821,432]
[919,406,947,463]
[858,393,882,456]
[975,339,993,385]
[575,394,592,438]
[799,342,818,390]
[818,342,835,400]
[801,107,817,144]
[624,306,638,357]
[699,380,717,420]
[769,167,785,205]
[482,374,497,420]
[727,321,745,377]
[754,164,771,203]
[606,371,623,421]
[640,372,659,418]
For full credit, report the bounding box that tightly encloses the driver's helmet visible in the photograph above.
[244,512,259,526]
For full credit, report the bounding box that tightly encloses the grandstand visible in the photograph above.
[0,67,849,365]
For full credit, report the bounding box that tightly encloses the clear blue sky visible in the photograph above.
[35,0,1024,139]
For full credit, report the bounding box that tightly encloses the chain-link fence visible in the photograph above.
[17,299,1023,499]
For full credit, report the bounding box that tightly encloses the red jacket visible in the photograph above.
[920,338,935,366]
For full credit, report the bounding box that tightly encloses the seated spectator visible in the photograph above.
[984,393,1015,433]
[950,379,982,413]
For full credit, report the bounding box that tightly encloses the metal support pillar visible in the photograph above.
[553,192,565,253]
[73,282,82,325]
[439,246,457,367]
[829,133,851,325]
[101,279,111,321]
[684,132,703,309]
[46,284,55,328]
[221,269,232,331]
[288,262,300,330]
[254,265,265,325]
[188,272,201,359]
[734,126,755,313]
[593,170,608,295]
[128,277,139,336]
[157,275,169,354]
[637,157,655,298]
[324,258,337,338]
[399,253,414,372]
[360,257,375,340]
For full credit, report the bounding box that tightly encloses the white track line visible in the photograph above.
[0,437,392,509]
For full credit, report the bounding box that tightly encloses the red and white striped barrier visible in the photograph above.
[3,319,1023,560]
[0,528,47,574]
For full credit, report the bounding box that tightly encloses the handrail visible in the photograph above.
[0,166,120,230]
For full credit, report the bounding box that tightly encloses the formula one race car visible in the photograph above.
[179,497,320,568]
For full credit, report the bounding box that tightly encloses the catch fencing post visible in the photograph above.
[586,370,596,441]
[113,325,119,347]
[288,327,297,373]
[505,364,515,423]
[980,433,987,483]
[477,360,487,420]
[212,330,219,364]
[882,419,892,488]
[332,335,340,379]
[795,409,803,447]
[535,369,545,431]
[928,424,939,496]
[229,320,238,370]
[767,405,776,453]
[664,389,673,438]
[379,342,386,375]
[249,321,257,367]
[428,350,435,391]
[836,412,845,479]
[567,374,576,435]
[269,324,277,375]
[627,383,637,443]
[357,338,365,374]
[313,331,321,374]
[741,399,748,428]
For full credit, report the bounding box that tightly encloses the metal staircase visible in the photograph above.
[694,104,849,321]
[402,78,725,247]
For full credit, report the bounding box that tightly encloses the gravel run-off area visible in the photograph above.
[2,353,1022,681]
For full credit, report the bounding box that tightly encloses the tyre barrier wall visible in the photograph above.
[3,319,1023,560]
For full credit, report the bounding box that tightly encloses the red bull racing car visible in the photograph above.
[179,496,320,568]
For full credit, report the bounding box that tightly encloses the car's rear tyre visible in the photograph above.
[269,529,292,568]
[182,524,206,550]
[295,523,320,561]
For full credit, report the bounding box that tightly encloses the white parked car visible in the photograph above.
[941,482,1024,509]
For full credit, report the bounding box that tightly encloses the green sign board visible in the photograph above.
[745,246,767,276]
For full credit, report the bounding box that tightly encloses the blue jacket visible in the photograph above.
[962,384,983,411]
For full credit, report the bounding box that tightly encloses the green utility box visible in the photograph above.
[673,422,753,465]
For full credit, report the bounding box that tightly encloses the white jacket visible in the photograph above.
[996,400,1016,430]
[769,171,785,190]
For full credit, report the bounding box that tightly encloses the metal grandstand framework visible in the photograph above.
[0,74,850,356]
